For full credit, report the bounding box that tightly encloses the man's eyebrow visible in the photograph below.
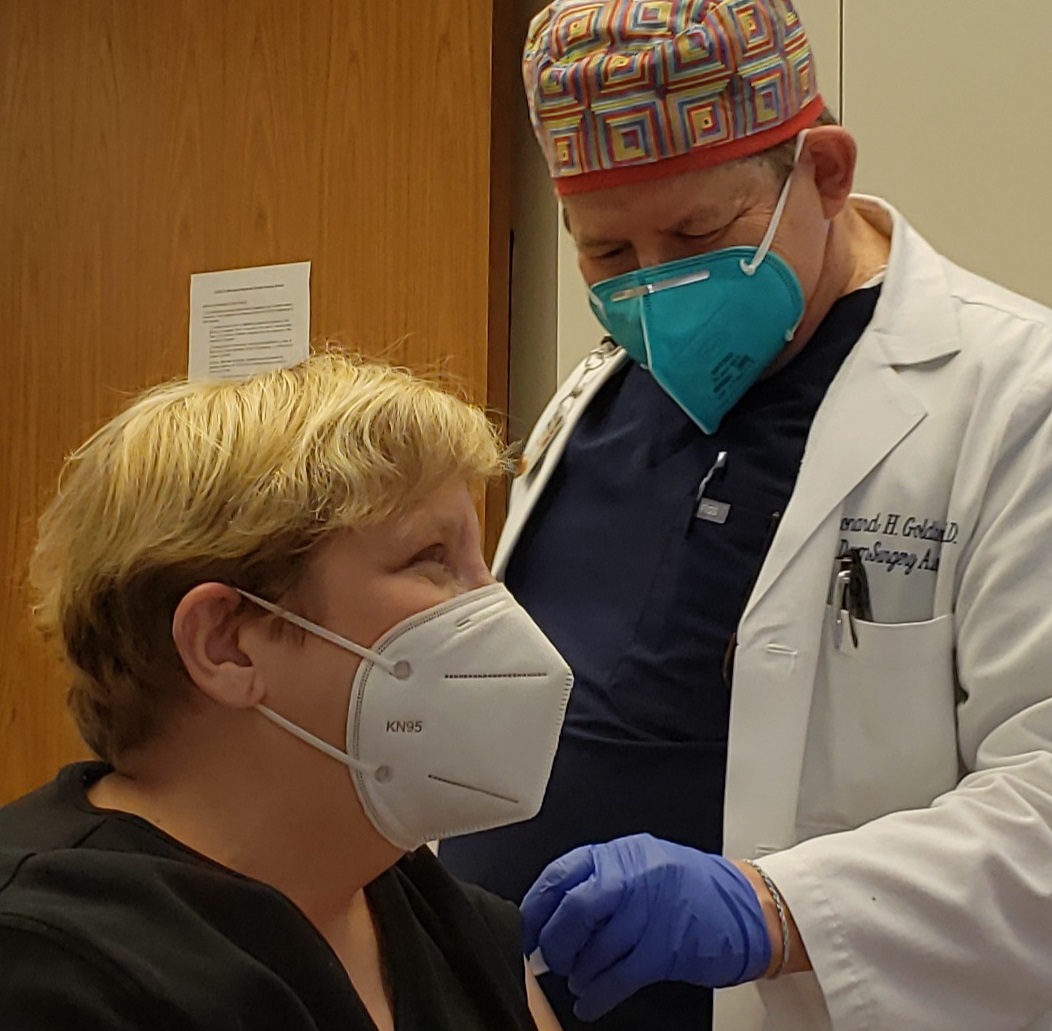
[561,207,616,249]
[669,204,725,232]
[573,232,624,249]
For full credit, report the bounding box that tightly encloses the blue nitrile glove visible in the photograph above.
[521,833,771,1022]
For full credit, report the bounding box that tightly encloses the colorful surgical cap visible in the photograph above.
[523,0,824,195]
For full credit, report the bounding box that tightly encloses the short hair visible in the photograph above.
[752,106,842,182]
[29,350,506,762]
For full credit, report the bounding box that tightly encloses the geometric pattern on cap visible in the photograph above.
[524,0,822,193]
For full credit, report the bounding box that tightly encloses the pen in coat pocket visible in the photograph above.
[832,548,872,649]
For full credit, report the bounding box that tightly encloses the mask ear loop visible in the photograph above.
[236,589,411,680]
[253,704,384,778]
[741,129,810,277]
[234,588,399,781]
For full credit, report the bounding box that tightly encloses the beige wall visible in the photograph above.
[511,0,1052,441]
[844,1,1052,308]
[555,214,605,383]
[791,0,840,117]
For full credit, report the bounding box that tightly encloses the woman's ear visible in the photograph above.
[804,125,858,220]
[172,583,265,710]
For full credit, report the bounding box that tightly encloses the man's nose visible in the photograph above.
[635,241,696,269]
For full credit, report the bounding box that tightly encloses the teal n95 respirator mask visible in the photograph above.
[587,133,810,434]
[237,583,573,852]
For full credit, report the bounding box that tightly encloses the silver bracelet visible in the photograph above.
[744,859,791,977]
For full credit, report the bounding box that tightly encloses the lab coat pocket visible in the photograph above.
[796,611,959,836]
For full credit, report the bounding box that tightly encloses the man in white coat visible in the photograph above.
[439,1,1052,1029]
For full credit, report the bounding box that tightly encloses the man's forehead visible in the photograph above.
[562,166,758,244]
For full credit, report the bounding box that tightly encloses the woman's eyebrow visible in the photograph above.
[395,511,459,550]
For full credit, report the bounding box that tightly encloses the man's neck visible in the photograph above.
[767,201,891,375]
[839,199,892,295]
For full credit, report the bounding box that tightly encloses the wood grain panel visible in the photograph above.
[0,0,508,801]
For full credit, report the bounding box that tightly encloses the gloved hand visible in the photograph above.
[521,833,771,1021]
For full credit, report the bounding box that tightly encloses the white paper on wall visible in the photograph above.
[188,261,310,380]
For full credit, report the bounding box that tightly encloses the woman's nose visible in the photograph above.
[459,560,497,593]
[467,568,498,591]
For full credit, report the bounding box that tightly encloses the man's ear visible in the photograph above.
[172,583,266,710]
[804,125,858,220]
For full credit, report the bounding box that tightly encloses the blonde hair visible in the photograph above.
[29,351,506,761]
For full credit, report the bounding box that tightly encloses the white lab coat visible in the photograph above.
[496,198,1052,1031]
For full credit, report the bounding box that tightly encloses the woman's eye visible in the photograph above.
[410,544,446,566]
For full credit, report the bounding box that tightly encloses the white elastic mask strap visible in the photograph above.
[743,129,809,274]
[235,588,383,777]
[236,588,403,678]
[255,703,377,776]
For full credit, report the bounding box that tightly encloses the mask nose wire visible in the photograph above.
[741,129,809,276]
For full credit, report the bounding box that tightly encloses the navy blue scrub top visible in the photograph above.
[441,285,881,1031]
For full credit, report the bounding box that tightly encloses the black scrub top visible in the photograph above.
[0,763,533,1031]
[440,285,881,1031]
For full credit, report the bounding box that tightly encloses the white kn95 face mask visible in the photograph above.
[237,583,573,852]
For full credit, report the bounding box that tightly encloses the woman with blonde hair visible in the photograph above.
[0,351,568,1031]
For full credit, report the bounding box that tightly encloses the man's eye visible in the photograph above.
[590,245,628,262]
[679,228,723,242]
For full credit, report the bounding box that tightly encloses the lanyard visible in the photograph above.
[517,337,618,477]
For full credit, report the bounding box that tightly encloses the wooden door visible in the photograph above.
[0,0,513,802]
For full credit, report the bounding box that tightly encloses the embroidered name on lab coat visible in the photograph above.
[838,511,960,576]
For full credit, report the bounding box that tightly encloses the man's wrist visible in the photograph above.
[734,859,812,978]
